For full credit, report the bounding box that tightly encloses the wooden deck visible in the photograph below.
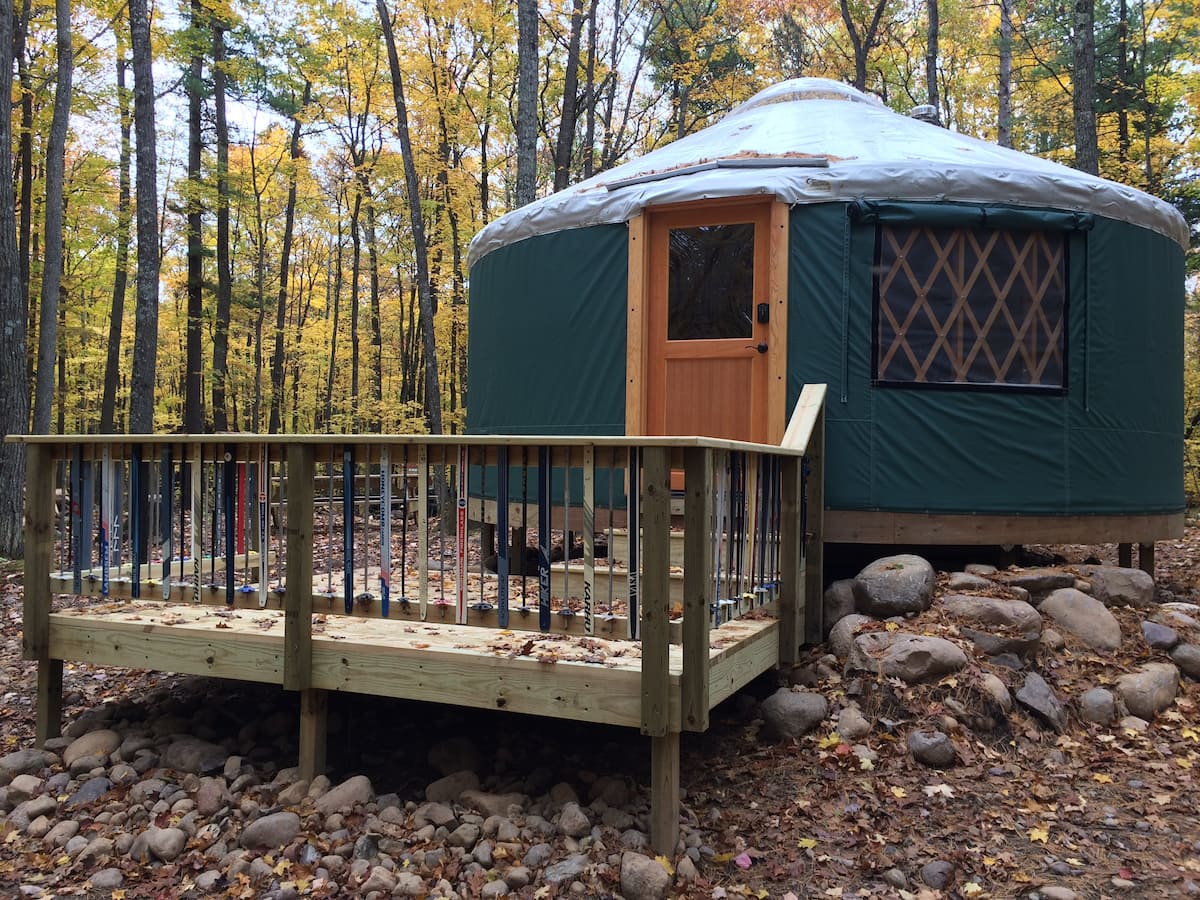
[46,600,779,730]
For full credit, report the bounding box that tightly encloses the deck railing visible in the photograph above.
[14,383,826,854]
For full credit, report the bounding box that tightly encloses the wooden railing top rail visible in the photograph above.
[780,383,827,454]
[7,433,809,457]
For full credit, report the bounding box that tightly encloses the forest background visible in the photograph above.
[0,0,1199,557]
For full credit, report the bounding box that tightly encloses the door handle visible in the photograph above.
[747,342,768,354]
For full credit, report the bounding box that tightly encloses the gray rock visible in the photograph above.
[947,572,993,591]
[360,865,397,894]
[193,870,222,893]
[1041,628,1066,651]
[314,774,374,815]
[1170,643,1200,680]
[63,729,121,768]
[979,673,1013,712]
[621,852,671,900]
[523,842,554,868]
[856,555,936,617]
[846,630,899,673]
[907,730,955,768]
[90,868,124,890]
[240,811,300,849]
[544,853,589,884]
[965,563,998,576]
[883,868,908,889]
[504,866,532,889]
[1039,589,1123,651]
[997,569,1076,604]
[146,826,188,862]
[426,769,479,804]
[837,706,871,741]
[0,749,58,784]
[7,774,43,805]
[829,614,873,659]
[881,635,968,684]
[823,580,867,634]
[414,801,457,828]
[1076,565,1156,609]
[109,764,138,787]
[1143,621,1180,650]
[427,736,482,777]
[588,774,633,808]
[129,777,166,803]
[460,790,526,818]
[66,776,113,809]
[195,777,228,816]
[921,860,955,889]
[10,795,58,830]
[1039,888,1079,900]
[942,593,1042,633]
[276,779,309,807]
[1119,715,1149,732]
[557,801,591,838]
[1115,662,1179,720]
[42,820,79,846]
[1078,687,1117,725]
[160,738,227,775]
[394,871,426,896]
[760,688,828,740]
[1015,673,1068,732]
[481,880,510,898]
[448,822,481,849]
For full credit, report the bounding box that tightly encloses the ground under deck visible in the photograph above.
[46,601,779,730]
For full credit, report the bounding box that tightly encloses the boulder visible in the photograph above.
[1039,589,1122,651]
[160,738,227,775]
[1077,687,1117,725]
[314,775,375,815]
[855,555,936,617]
[0,749,58,785]
[978,673,1013,712]
[823,580,867,634]
[759,688,828,740]
[846,631,899,673]
[947,572,993,591]
[62,730,121,768]
[1142,621,1179,650]
[1076,565,1156,609]
[1115,662,1179,720]
[837,706,871,741]
[1170,643,1200,680]
[880,635,968,684]
[240,811,301,850]
[543,853,589,884]
[996,569,1076,605]
[940,593,1042,656]
[460,790,527,818]
[907,730,955,768]
[1015,673,1068,732]
[620,852,671,900]
[425,770,479,804]
[829,614,873,659]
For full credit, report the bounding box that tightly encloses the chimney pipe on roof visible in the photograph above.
[909,104,942,126]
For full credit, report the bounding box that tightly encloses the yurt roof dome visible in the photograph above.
[469,77,1188,266]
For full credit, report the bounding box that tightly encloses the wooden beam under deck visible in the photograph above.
[826,510,1184,545]
[46,603,778,730]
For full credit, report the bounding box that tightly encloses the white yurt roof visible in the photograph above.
[469,78,1188,267]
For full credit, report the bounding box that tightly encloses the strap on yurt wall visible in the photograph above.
[847,199,1096,233]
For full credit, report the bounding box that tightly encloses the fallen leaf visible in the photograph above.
[1028,825,1049,843]
[890,785,908,798]
[1092,773,1113,784]
[797,837,817,849]
[734,851,753,869]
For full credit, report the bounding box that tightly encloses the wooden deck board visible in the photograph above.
[46,602,778,729]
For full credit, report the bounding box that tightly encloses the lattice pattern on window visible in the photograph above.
[875,225,1066,389]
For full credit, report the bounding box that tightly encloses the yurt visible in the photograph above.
[466,78,1189,546]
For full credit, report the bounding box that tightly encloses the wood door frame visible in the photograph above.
[626,197,789,443]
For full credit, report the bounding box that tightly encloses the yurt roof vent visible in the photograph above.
[909,104,942,126]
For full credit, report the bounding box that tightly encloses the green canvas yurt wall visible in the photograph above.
[466,202,1185,518]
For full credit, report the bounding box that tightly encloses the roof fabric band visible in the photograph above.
[848,199,1096,232]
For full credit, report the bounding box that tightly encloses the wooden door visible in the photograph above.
[639,200,783,443]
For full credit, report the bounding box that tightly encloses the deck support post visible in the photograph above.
[650,730,680,856]
[24,443,61,744]
[284,444,315,691]
[299,688,328,780]
[640,447,678,854]
[509,527,528,575]
[1118,543,1132,568]
[1138,542,1155,577]
[682,447,712,732]
[803,408,825,645]
[778,454,803,664]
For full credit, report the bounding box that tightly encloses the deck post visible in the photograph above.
[299,688,328,780]
[1118,543,1132,568]
[1138,542,1155,577]
[778,453,803,664]
[803,408,825,645]
[640,446,679,855]
[682,447,712,732]
[23,443,62,744]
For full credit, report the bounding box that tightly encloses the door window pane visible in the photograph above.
[668,223,754,340]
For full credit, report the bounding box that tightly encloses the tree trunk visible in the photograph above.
[211,22,232,431]
[364,195,383,429]
[553,0,586,191]
[268,83,310,435]
[1116,0,1130,164]
[0,0,29,556]
[16,0,32,343]
[101,36,132,434]
[997,0,1013,147]
[925,0,939,115]
[184,0,204,434]
[515,0,538,206]
[377,0,444,435]
[582,0,597,179]
[1071,0,1099,174]
[348,191,362,429]
[839,0,888,92]
[321,200,344,431]
[32,0,73,435]
[128,0,160,433]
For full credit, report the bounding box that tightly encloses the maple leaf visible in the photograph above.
[1028,825,1050,843]
[797,837,817,849]
[961,883,984,895]
[655,855,674,875]
[1092,773,1113,783]
[817,731,842,749]
[923,783,955,798]
[890,786,907,798]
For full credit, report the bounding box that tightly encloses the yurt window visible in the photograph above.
[667,224,755,341]
[873,224,1066,390]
